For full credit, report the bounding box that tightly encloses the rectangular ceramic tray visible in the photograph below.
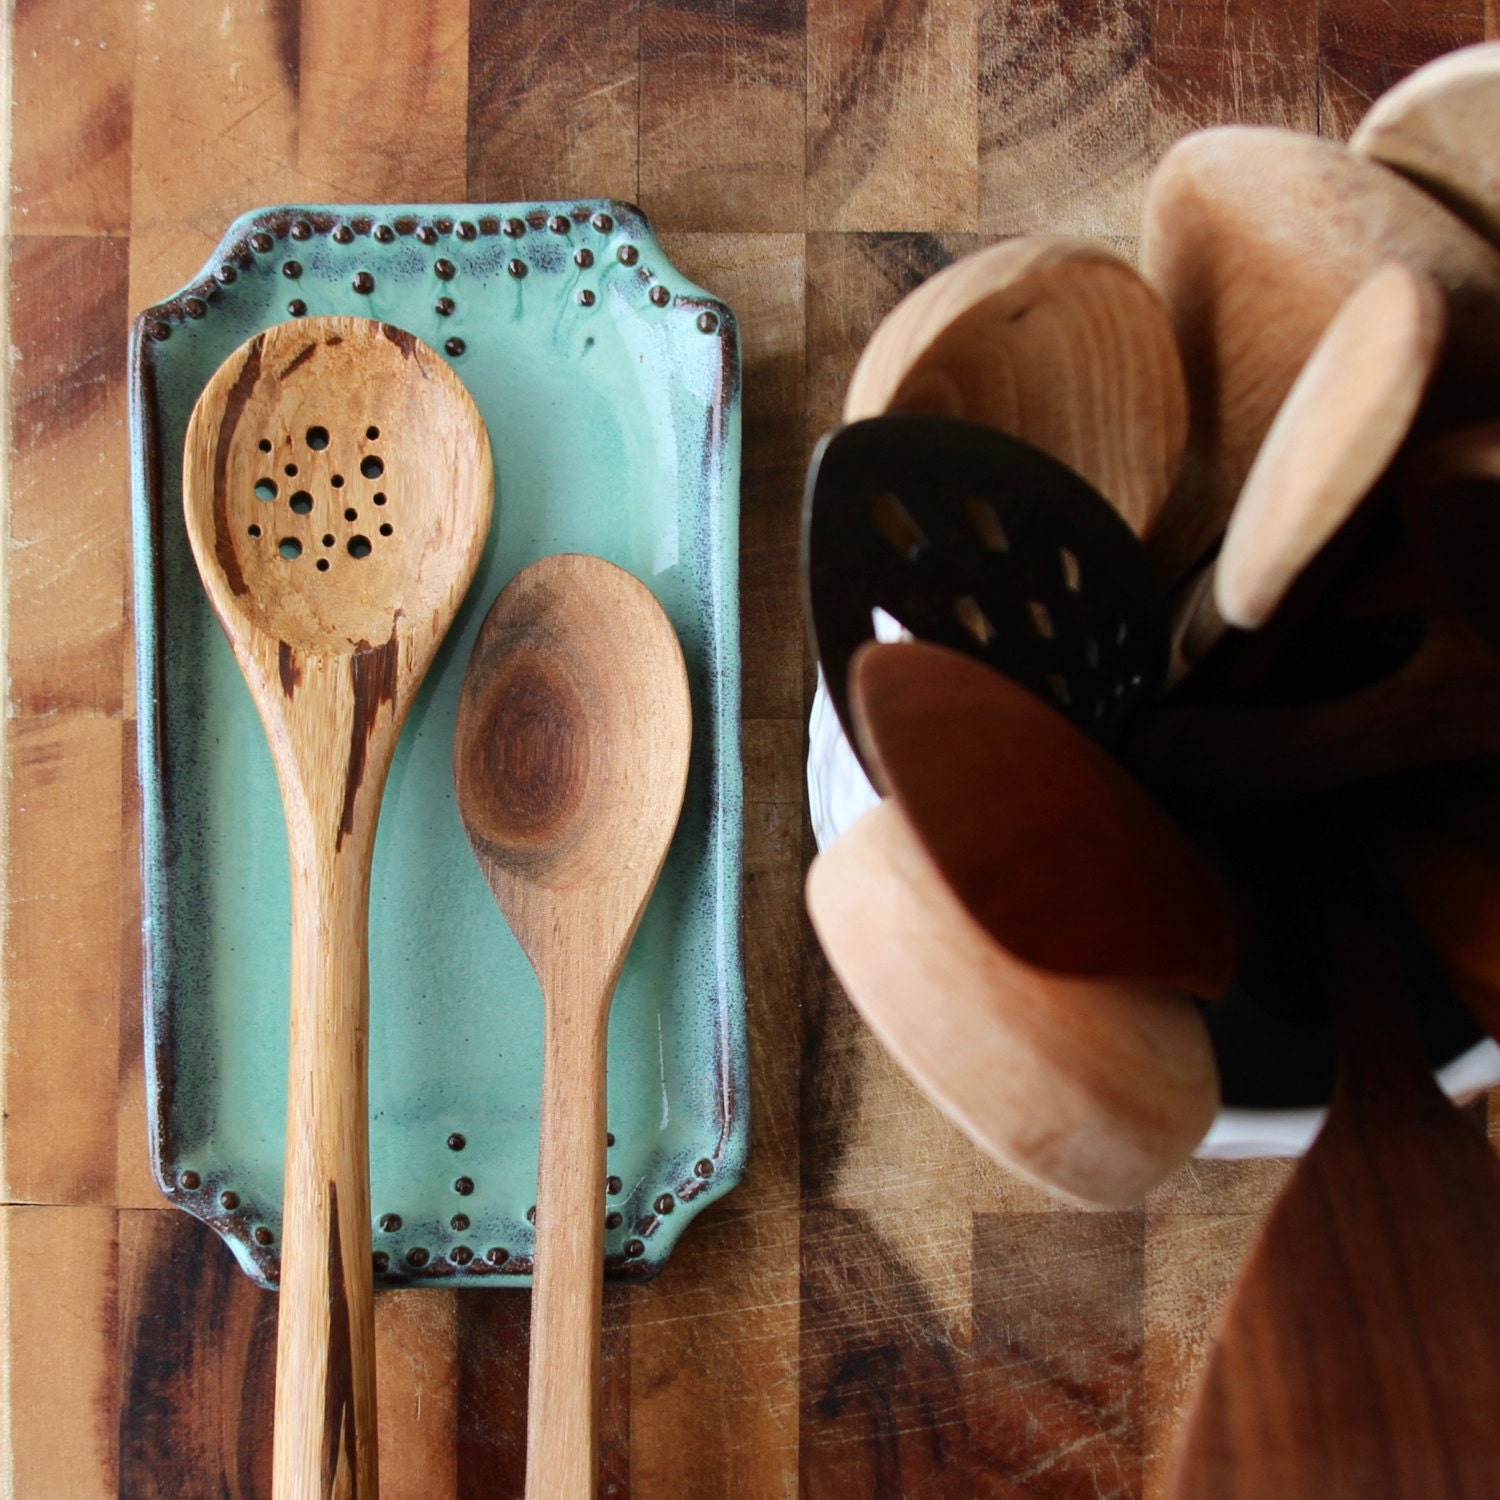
[129,202,744,1288]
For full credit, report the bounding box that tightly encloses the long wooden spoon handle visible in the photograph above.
[272,838,379,1500]
[525,997,610,1500]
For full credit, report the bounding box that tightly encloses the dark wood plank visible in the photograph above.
[1148,0,1318,137]
[640,0,807,232]
[116,1207,276,1500]
[7,235,130,718]
[1318,0,1488,141]
[467,0,641,204]
[452,1287,630,1498]
[808,0,979,232]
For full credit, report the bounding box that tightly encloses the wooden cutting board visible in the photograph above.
[3,3,1496,1497]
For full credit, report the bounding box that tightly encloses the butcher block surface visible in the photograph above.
[3,2,1498,1496]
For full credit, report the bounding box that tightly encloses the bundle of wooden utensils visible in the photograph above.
[803,43,1500,1497]
[183,320,688,1496]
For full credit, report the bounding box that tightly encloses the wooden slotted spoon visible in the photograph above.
[454,554,691,1500]
[183,316,494,1498]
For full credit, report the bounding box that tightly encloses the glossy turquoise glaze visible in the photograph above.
[128,204,744,1288]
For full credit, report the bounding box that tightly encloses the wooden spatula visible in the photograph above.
[849,640,1239,996]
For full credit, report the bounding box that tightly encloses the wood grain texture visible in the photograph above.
[10,0,134,236]
[7,235,130,716]
[7,6,1500,1497]
[641,0,806,232]
[809,0,979,232]
[980,0,1151,240]
[468,0,641,204]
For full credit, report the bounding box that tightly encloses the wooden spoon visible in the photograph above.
[1169,821,1500,1499]
[1165,263,1444,682]
[1141,126,1500,584]
[849,640,1239,996]
[454,555,691,1500]
[806,798,1221,1208]
[843,236,1189,538]
[183,317,494,1498]
[1351,41,1500,249]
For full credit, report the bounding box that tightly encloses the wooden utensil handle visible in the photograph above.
[272,839,379,1500]
[525,996,611,1500]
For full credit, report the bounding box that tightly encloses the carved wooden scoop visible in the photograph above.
[454,555,691,1500]
[183,316,493,1497]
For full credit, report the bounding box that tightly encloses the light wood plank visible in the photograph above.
[376,1290,461,1500]
[3,716,124,1206]
[3,1205,120,1499]
[979,0,1153,239]
[129,0,302,237]
[1143,1212,1264,1498]
[298,0,469,202]
[9,0,134,236]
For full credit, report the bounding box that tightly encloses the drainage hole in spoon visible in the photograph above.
[1028,600,1055,640]
[306,425,329,450]
[954,595,997,646]
[279,537,302,560]
[348,535,372,559]
[966,498,1010,552]
[254,478,277,502]
[289,491,313,514]
[873,492,927,561]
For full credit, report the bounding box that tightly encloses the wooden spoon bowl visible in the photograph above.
[1141,126,1500,583]
[1351,41,1500,249]
[844,235,1189,538]
[807,798,1220,1208]
[184,315,493,1498]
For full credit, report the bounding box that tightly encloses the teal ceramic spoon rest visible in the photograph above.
[128,202,745,1289]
